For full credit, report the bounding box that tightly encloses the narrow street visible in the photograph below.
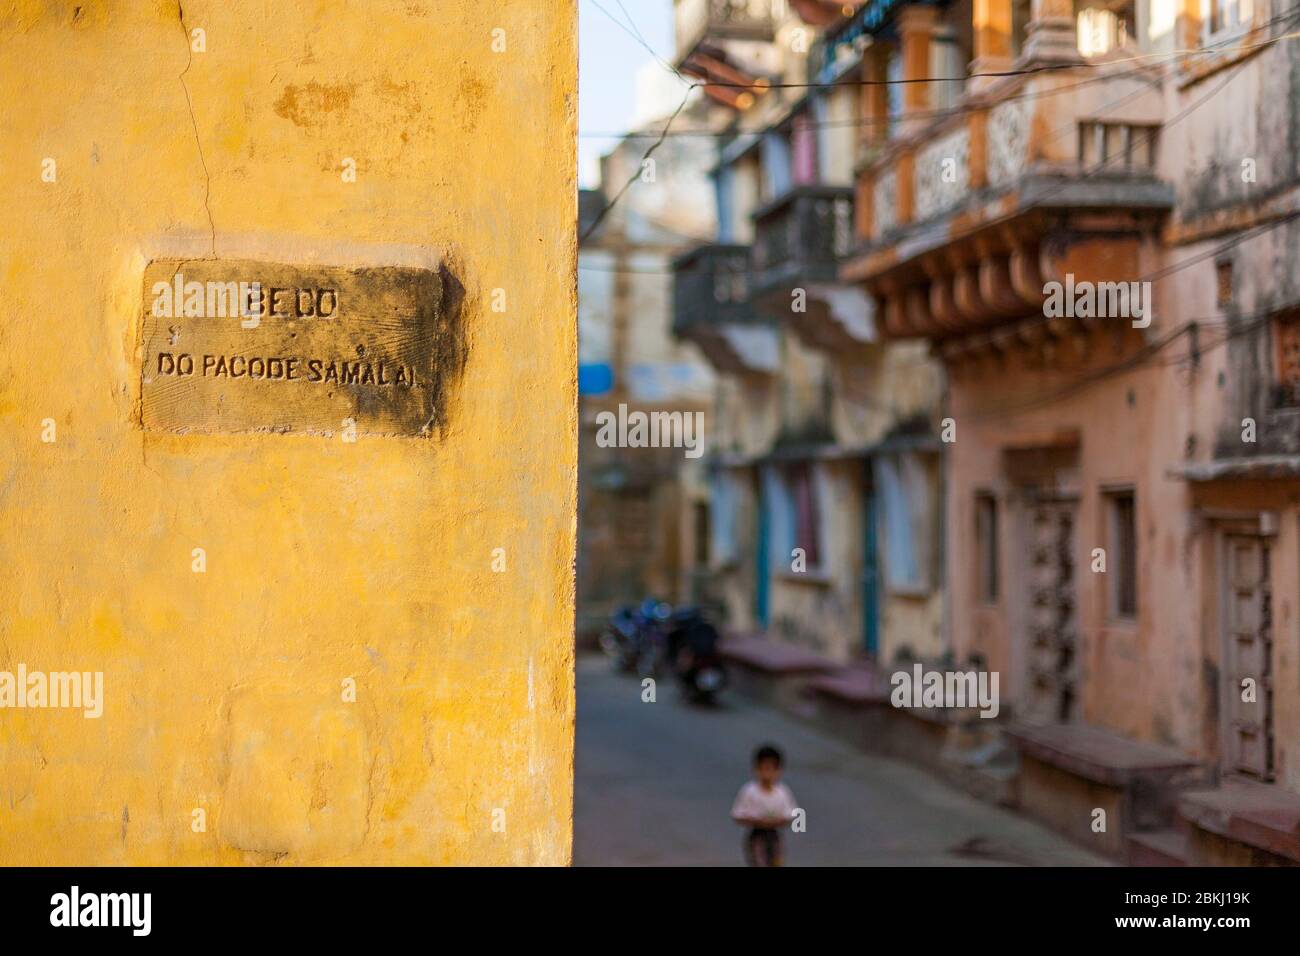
[575,655,1106,866]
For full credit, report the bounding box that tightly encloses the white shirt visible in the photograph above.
[731,780,797,825]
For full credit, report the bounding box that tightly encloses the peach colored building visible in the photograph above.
[840,0,1300,862]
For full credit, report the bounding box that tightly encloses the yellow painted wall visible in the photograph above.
[0,0,576,864]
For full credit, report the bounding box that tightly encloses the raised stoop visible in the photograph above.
[799,665,985,772]
[1126,828,1189,866]
[943,737,1020,806]
[713,638,1243,862]
[717,634,837,715]
[796,666,892,750]
[1179,778,1300,866]
[1002,723,1205,860]
[717,639,1223,855]
[721,642,1022,803]
[801,665,1020,802]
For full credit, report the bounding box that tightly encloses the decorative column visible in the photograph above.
[860,43,890,152]
[1021,0,1083,64]
[897,5,938,133]
[855,172,875,243]
[969,0,1013,91]
[1176,0,1202,51]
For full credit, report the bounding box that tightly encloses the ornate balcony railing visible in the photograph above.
[748,184,876,350]
[672,244,780,376]
[751,184,854,296]
[843,65,1174,344]
[672,243,756,335]
[854,69,1167,247]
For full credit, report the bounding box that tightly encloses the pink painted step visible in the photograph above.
[1126,829,1188,866]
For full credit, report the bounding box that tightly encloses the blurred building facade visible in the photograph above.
[668,0,1300,863]
[577,103,718,638]
[672,0,947,667]
[842,0,1300,858]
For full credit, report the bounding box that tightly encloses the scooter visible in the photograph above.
[632,598,674,679]
[598,604,641,673]
[601,598,673,675]
[665,607,727,703]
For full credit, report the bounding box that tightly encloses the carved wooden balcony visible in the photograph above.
[842,63,1175,348]
[750,184,876,351]
[674,0,779,66]
[753,185,854,293]
[672,243,780,376]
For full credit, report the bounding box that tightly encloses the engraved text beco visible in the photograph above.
[138,259,443,436]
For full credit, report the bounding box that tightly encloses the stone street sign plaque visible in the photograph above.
[139,259,443,436]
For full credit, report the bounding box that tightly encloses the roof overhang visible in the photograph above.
[1170,456,1300,482]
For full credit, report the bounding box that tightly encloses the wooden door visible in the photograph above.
[1222,533,1274,779]
[1021,495,1079,724]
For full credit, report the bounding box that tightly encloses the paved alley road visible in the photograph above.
[574,655,1107,866]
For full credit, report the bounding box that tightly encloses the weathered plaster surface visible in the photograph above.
[0,0,576,864]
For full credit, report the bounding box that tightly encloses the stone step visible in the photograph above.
[1002,722,1204,859]
[1179,778,1300,865]
[960,762,1019,807]
[1126,828,1188,866]
[718,633,835,675]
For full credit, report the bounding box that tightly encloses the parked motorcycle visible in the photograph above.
[633,598,674,679]
[598,604,642,673]
[600,598,673,675]
[602,600,727,702]
[665,606,727,703]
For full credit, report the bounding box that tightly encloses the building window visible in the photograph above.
[875,452,936,594]
[1011,0,1031,56]
[1078,122,1158,171]
[1216,259,1233,308]
[976,492,999,604]
[885,49,903,140]
[709,471,740,566]
[929,30,968,113]
[1106,489,1138,619]
[1076,3,1134,57]
[693,500,711,568]
[761,129,793,202]
[1208,0,1252,35]
[762,463,826,574]
[791,112,819,186]
[1273,310,1300,407]
[714,165,735,243]
[787,463,823,569]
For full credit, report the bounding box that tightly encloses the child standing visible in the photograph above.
[730,744,798,866]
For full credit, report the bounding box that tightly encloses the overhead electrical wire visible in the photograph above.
[579,1,1300,425]
[582,6,1300,275]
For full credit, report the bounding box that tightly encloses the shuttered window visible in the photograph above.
[1107,489,1138,619]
